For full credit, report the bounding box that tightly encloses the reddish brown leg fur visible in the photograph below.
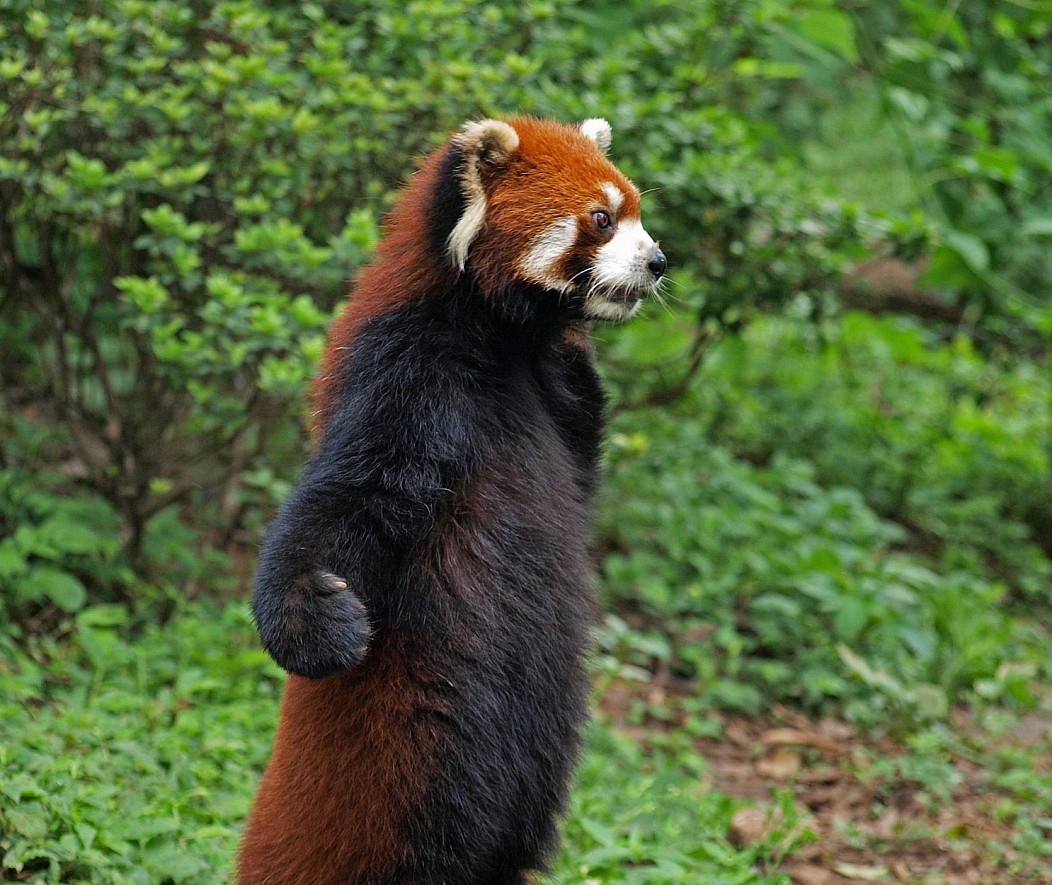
[238,636,435,885]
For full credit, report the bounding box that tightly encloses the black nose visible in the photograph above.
[647,249,667,279]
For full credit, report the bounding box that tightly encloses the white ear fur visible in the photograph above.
[456,119,520,165]
[579,118,612,154]
[446,119,520,271]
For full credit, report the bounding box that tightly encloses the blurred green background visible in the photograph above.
[2,1,1050,882]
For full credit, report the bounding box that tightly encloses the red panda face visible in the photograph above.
[443,116,665,322]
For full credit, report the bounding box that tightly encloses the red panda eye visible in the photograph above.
[592,210,612,231]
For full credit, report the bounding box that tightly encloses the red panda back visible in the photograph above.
[308,147,460,436]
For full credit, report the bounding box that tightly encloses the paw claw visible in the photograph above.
[318,571,349,593]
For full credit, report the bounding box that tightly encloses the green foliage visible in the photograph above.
[0,464,126,625]
[598,311,1051,727]
[698,313,1052,601]
[5,601,1048,882]
[800,81,921,216]
[0,603,277,884]
[555,727,804,883]
[0,604,800,884]
[848,3,1052,322]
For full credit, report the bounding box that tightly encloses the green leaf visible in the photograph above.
[921,243,980,289]
[38,519,105,556]
[943,229,990,274]
[0,541,28,580]
[65,151,108,191]
[115,276,170,313]
[76,604,130,629]
[1020,217,1052,237]
[27,566,88,612]
[832,596,868,642]
[4,802,50,841]
[793,8,859,63]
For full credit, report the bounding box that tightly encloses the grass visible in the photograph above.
[799,78,923,217]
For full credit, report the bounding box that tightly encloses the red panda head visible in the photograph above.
[434,116,665,323]
[311,117,663,434]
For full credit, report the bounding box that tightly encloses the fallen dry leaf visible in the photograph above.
[757,745,803,779]
[785,863,833,885]
[725,721,755,747]
[818,718,854,741]
[795,766,842,784]
[760,727,842,753]
[867,809,901,840]
[834,862,889,881]
[729,806,770,845]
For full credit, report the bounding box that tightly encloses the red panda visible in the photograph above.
[239,116,665,885]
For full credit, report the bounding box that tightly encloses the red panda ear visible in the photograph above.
[579,118,612,154]
[446,119,520,271]
[456,119,520,167]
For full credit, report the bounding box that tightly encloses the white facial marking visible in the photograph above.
[520,216,578,291]
[583,218,659,322]
[446,197,486,271]
[601,182,624,214]
[593,220,656,281]
[446,119,520,271]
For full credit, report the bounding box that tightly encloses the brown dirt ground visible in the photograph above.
[599,681,1052,885]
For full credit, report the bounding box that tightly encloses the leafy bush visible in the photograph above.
[0,0,911,601]
[0,466,124,626]
[849,3,1052,326]
[695,312,1052,601]
[596,317,1050,725]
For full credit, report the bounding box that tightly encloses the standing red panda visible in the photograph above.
[238,116,665,885]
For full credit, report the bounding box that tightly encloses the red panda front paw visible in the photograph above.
[254,568,372,679]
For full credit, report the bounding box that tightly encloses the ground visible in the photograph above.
[600,679,1052,884]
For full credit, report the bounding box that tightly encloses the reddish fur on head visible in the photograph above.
[469,117,642,295]
[310,116,662,436]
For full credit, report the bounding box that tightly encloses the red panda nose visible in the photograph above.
[647,250,667,280]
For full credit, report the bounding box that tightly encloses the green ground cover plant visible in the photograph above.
[599,312,1051,729]
[0,604,804,884]
[0,604,272,883]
